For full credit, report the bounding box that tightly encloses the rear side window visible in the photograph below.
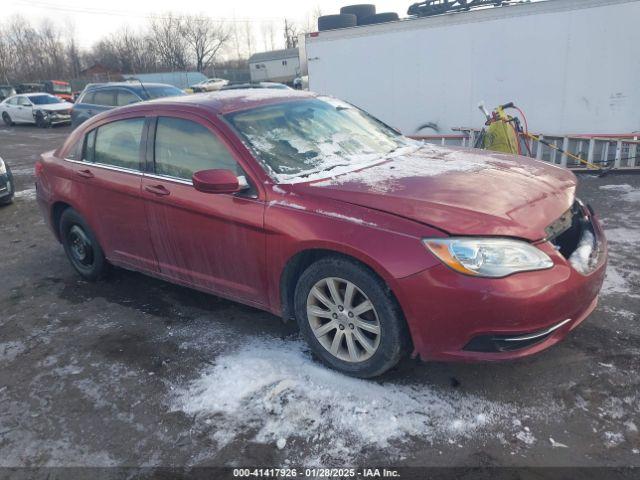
[116,89,140,106]
[154,117,237,180]
[66,138,83,161]
[93,90,116,107]
[91,118,145,170]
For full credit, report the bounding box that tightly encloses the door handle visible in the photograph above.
[145,184,170,196]
[76,169,94,179]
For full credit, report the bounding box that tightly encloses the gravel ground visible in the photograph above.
[0,124,638,473]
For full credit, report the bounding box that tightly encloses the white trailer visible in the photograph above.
[302,0,640,137]
[249,48,301,84]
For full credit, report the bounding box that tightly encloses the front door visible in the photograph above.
[141,114,267,307]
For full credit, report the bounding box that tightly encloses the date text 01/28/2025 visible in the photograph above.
[232,468,400,477]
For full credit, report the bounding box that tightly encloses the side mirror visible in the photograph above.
[192,169,242,194]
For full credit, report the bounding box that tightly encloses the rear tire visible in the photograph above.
[59,208,109,281]
[2,112,13,126]
[294,256,409,378]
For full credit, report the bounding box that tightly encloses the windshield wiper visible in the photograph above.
[296,163,352,179]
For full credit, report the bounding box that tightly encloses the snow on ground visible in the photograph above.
[173,337,542,463]
[600,183,640,203]
[14,188,36,200]
[599,184,640,298]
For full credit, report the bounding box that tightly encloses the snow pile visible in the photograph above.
[314,146,486,193]
[173,338,521,460]
[569,230,596,274]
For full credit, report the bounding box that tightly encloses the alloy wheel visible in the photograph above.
[306,277,381,363]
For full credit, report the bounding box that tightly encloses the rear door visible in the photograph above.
[67,115,157,273]
[141,113,268,306]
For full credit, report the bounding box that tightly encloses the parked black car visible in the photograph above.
[0,155,14,206]
[0,85,17,102]
[71,82,185,128]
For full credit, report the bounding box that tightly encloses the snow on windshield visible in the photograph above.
[226,97,412,182]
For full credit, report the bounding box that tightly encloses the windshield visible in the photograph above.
[225,97,410,181]
[29,94,62,105]
[145,86,185,99]
[52,83,71,94]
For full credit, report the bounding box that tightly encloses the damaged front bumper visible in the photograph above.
[393,201,608,362]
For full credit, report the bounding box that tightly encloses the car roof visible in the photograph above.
[85,82,177,91]
[139,89,317,115]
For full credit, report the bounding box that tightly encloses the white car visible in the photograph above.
[190,78,228,93]
[1,93,72,128]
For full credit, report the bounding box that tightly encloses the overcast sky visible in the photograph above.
[7,0,416,50]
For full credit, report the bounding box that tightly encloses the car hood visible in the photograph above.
[290,145,576,241]
[40,103,71,112]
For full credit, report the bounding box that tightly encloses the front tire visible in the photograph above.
[2,112,13,126]
[35,111,49,128]
[59,208,108,281]
[294,256,408,378]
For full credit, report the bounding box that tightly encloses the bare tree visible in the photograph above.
[261,21,277,51]
[149,14,188,71]
[243,21,254,57]
[181,15,230,73]
[283,19,299,49]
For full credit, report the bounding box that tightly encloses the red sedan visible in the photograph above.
[35,90,607,378]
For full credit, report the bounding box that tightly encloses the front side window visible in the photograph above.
[81,92,95,104]
[91,118,144,170]
[116,89,140,106]
[144,86,185,100]
[225,97,409,181]
[154,117,237,180]
[93,90,116,107]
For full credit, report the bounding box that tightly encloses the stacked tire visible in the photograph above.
[340,4,376,22]
[359,12,400,25]
[318,14,358,31]
[318,4,399,31]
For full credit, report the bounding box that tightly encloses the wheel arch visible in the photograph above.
[51,201,73,242]
[279,247,407,328]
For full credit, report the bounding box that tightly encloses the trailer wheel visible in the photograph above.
[339,4,376,24]
[359,12,400,25]
[318,14,357,31]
